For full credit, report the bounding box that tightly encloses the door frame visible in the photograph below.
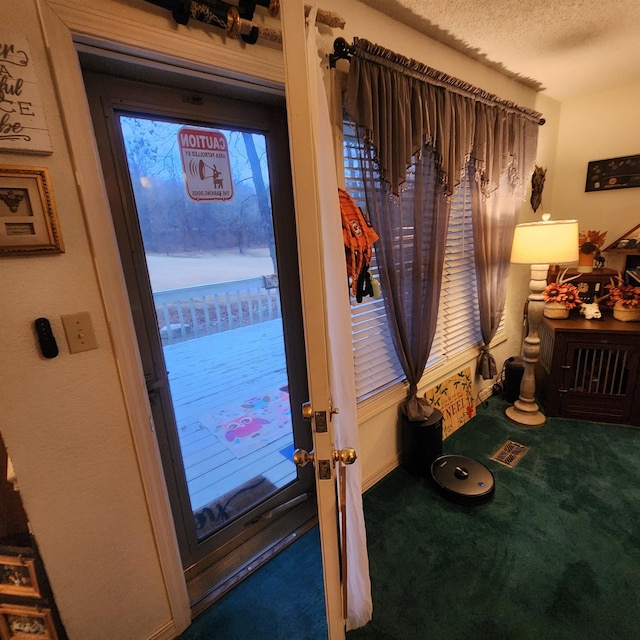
[42,0,346,637]
[82,71,318,599]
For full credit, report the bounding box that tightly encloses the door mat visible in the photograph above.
[202,389,292,459]
[490,440,530,468]
[194,475,277,539]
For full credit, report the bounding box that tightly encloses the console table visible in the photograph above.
[538,315,640,426]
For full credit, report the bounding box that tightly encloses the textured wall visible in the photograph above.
[0,2,173,638]
[3,1,625,638]
[551,82,640,272]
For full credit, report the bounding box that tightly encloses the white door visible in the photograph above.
[282,3,363,638]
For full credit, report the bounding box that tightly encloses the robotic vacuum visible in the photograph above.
[430,455,495,505]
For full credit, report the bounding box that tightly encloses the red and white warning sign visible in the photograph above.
[178,127,234,201]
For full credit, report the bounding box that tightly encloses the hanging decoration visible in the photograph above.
[143,0,344,45]
[530,165,546,212]
[338,188,379,302]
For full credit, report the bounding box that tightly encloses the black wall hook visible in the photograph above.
[329,37,356,68]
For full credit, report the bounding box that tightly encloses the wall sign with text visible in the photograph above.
[0,36,52,154]
[424,367,476,438]
[178,126,234,202]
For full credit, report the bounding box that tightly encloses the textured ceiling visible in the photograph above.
[356,0,640,100]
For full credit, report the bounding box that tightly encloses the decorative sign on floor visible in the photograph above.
[204,389,291,458]
[178,126,233,201]
[0,35,52,154]
[424,367,475,438]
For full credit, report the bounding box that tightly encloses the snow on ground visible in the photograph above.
[146,248,275,290]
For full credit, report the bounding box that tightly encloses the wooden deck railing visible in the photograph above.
[154,276,281,344]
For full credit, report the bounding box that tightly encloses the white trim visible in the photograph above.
[46,0,285,90]
[357,330,507,423]
[361,454,401,493]
[280,3,345,636]
[36,0,277,632]
[146,620,181,640]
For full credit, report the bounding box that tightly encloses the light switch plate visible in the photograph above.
[61,312,98,353]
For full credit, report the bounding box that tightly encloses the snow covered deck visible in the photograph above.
[163,319,297,513]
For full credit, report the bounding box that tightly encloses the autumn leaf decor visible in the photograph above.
[578,229,607,272]
[543,282,582,309]
[606,274,640,321]
[543,269,582,319]
[579,229,608,255]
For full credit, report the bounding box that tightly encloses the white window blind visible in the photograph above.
[343,120,482,401]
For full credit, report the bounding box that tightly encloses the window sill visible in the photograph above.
[356,331,507,424]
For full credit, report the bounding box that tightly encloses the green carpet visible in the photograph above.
[348,396,640,640]
[176,526,327,640]
[176,396,640,639]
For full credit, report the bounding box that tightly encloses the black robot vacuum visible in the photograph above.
[430,455,495,505]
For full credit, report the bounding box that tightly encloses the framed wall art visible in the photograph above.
[0,604,57,640]
[0,35,52,155]
[0,166,63,256]
[0,555,40,598]
[585,154,640,192]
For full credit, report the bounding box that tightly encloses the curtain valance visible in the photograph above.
[346,38,541,197]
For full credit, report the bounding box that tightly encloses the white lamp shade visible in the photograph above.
[511,219,579,265]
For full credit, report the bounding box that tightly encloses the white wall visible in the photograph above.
[0,0,576,637]
[319,0,553,489]
[0,2,186,639]
[551,83,640,273]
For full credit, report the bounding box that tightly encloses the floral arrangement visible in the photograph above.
[543,281,582,309]
[579,229,607,255]
[605,280,640,308]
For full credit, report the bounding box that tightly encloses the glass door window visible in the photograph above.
[119,117,297,540]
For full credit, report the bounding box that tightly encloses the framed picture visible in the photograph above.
[0,556,40,598]
[585,154,640,192]
[0,166,64,256]
[0,604,57,640]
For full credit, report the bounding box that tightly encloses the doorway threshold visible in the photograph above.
[187,508,317,618]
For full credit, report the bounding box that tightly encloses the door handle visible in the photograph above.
[293,447,358,468]
[333,447,357,465]
[292,448,314,467]
[302,401,340,421]
[293,449,331,479]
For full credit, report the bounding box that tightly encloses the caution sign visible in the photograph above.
[178,127,233,201]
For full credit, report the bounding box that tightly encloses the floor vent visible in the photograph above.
[491,440,529,468]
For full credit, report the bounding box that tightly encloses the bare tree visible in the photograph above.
[242,132,276,272]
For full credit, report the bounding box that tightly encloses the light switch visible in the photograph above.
[61,311,98,354]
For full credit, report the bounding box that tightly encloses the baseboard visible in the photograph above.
[146,620,182,640]
[362,455,400,493]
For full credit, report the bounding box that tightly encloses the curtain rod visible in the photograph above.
[331,37,545,125]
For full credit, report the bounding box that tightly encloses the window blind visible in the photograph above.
[343,120,482,401]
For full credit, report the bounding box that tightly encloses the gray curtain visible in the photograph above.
[346,39,540,416]
[357,139,450,420]
[470,164,519,379]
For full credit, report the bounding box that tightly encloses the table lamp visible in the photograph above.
[505,214,579,427]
